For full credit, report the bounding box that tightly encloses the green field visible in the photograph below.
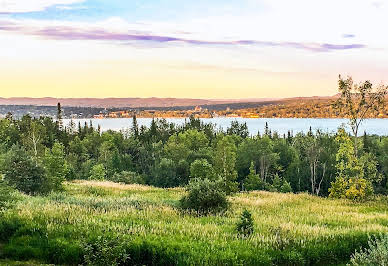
[1,181,388,265]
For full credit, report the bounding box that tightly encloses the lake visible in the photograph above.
[64,117,388,136]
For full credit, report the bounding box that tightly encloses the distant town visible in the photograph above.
[1,96,388,119]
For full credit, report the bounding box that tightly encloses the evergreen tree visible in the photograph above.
[132,115,139,137]
[287,130,293,144]
[244,161,264,191]
[264,122,270,136]
[280,180,293,193]
[56,102,63,130]
[236,209,254,236]
[308,126,313,137]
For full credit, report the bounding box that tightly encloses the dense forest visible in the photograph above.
[0,112,387,198]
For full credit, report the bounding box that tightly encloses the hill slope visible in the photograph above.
[1,181,387,265]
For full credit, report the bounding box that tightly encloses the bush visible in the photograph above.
[236,209,254,236]
[83,235,130,266]
[349,234,388,265]
[329,177,373,201]
[89,164,106,180]
[180,178,228,214]
[110,171,145,185]
[0,180,16,209]
[2,146,48,195]
[280,180,293,193]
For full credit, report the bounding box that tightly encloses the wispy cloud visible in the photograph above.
[167,62,300,76]
[0,19,367,52]
[342,34,355,38]
[0,0,85,13]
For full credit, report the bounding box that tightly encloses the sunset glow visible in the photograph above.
[1,0,387,98]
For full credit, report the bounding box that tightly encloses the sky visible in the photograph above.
[0,0,387,99]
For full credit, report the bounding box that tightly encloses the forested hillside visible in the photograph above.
[0,114,387,197]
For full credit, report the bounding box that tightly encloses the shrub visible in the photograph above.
[236,209,254,236]
[329,177,348,198]
[89,164,106,180]
[46,238,83,265]
[83,235,130,266]
[0,180,16,209]
[2,145,48,195]
[346,178,374,201]
[280,180,293,193]
[349,234,388,265]
[329,177,373,201]
[110,171,145,185]
[180,178,228,214]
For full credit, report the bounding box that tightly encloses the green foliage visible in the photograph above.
[43,142,68,191]
[213,135,238,194]
[164,129,209,163]
[0,114,387,196]
[257,136,280,183]
[2,145,48,195]
[244,162,265,191]
[330,129,377,201]
[349,235,388,266]
[110,171,145,185]
[189,159,216,180]
[153,158,179,188]
[83,235,130,266]
[329,177,373,201]
[236,209,254,236]
[334,76,387,159]
[280,180,293,193]
[180,178,228,214]
[89,164,106,180]
[0,118,20,148]
[272,174,283,191]
[0,180,17,209]
[335,129,364,180]
[227,121,249,138]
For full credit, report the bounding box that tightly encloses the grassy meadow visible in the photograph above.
[1,181,388,265]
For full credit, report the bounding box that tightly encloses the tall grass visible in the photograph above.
[1,180,388,265]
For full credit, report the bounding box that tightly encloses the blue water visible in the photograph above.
[64,118,388,136]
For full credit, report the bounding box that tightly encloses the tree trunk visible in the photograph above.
[354,126,359,158]
[316,163,326,196]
